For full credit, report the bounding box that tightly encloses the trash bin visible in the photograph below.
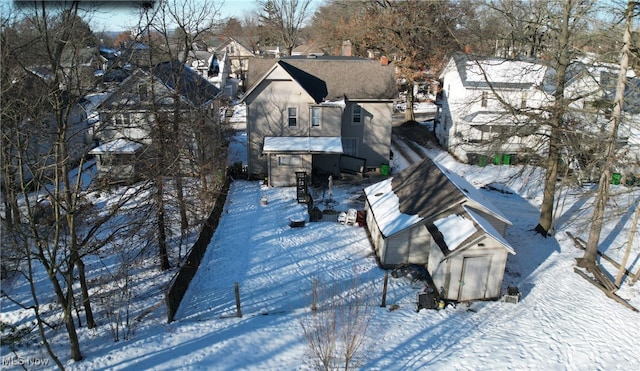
[611,173,621,185]
[478,155,488,167]
[381,164,390,176]
[493,154,503,165]
[502,154,512,165]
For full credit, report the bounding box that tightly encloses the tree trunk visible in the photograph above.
[74,256,96,328]
[615,202,639,287]
[578,0,634,269]
[176,176,189,231]
[1,173,20,227]
[535,128,561,236]
[404,84,415,122]
[63,290,83,362]
[44,250,83,362]
[23,243,66,369]
[156,177,171,270]
[535,0,572,236]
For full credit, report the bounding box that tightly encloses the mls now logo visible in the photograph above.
[2,356,50,367]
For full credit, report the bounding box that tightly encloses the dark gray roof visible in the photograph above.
[601,71,640,114]
[246,56,397,102]
[99,61,220,110]
[391,156,511,225]
[391,157,465,220]
[153,60,221,106]
[278,61,328,103]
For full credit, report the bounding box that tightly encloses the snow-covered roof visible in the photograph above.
[462,112,532,126]
[433,161,512,225]
[365,157,512,240]
[464,206,515,254]
[364,178,424,237]
[89,139,143,154]
[320,99,346,108]
[449,53,552,91]
[262,136,343,154]
[433,213,477,251]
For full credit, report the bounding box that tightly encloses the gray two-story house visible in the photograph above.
[91,61,221,182]
[241,56,397,187]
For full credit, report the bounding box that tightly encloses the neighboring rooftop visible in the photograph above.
[246,56,397,101]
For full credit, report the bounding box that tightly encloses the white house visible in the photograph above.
[437,53,639,177]
[436,53,554,164]
[563,60,640,181]
[212,37,256,91]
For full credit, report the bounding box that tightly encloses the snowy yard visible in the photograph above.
[1,130,639,370]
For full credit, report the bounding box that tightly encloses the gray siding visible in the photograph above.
[267,153,312,187]
[341,101,392,168]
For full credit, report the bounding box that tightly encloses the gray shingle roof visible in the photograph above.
[153,60,221,106]
[246,56,397,102]
[391,157,465,219]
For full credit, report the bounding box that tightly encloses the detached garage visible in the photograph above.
[363,157,515,302]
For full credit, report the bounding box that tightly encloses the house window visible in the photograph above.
[279,155,302,166]
[343,138,358,156]
[138,83,148,101]
[352,105,362,124]
[311,107,321,127]
[288,107,297,127]
[481,92,488,107]
[115,113,130,126]
[521,92,527,109]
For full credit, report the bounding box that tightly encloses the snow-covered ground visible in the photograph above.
[1,126,639,370]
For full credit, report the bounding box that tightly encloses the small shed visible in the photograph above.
[363,157,515,302]
[89,138,145,182]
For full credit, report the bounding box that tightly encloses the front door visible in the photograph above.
[458,255,490,301]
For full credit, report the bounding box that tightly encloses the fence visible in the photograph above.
[165,173,231,323]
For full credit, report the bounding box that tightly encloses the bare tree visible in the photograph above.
[313,0,463,122]
[1,0,176,361]
[578,0,638,269]
[308,0,369,56]
[2,1,100,361]
[258,0,313,56]
[299,276,372,370]
[456,1,595,236]
[125,0,226,268]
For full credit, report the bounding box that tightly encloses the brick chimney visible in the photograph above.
[341,40,352,57]
[380,55,389,66]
